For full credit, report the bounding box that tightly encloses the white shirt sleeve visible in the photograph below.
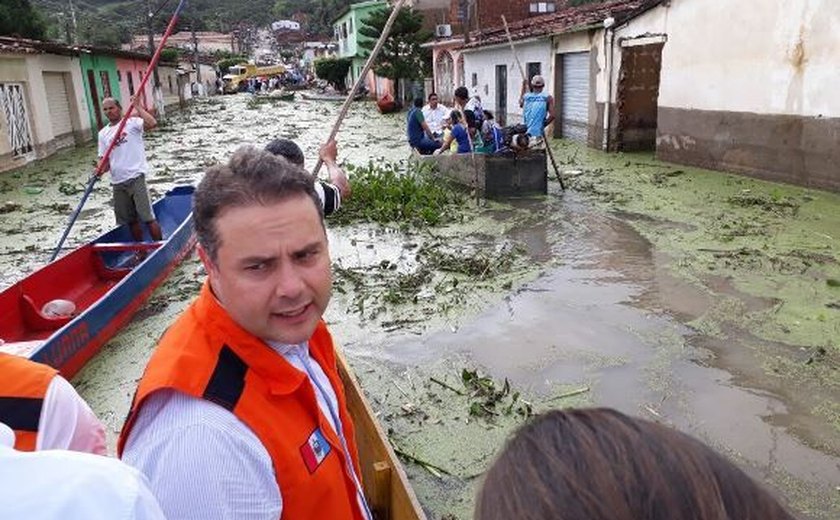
[98,129,106,158]
[130,117,145,135]
[122,391,282,520]
[36,375,107,454]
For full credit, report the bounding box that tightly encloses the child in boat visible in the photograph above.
[434,110,471,154]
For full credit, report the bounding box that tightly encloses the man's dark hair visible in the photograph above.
[477,408,796,520]
[194,146,322,263]
[483,110,494,120]
[413,97,423,108]
[428,92,438,100]
[265,138,305,166]
[464,109,477,129]
[450,110,461,124]
[454,86,468,101]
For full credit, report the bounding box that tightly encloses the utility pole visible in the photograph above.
[145,0,161,88]
[67,0,78,44]
[144,0,165,119]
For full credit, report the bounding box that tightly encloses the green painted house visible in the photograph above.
[78,53,121,132]
[78,47,158,133]
[332,0,387,89]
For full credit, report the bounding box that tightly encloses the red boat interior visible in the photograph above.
[0,241,163,349]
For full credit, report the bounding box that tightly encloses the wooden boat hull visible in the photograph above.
[337,349,427,520]
[415,149,548,198]
[0,186,195,378]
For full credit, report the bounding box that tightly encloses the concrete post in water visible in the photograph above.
[192,22,202,96]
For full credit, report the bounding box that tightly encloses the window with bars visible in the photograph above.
[529,2,556,14]
[100,71,112,97]
[526,62,541,83]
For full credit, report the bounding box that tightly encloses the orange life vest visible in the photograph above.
[118,282,365,520]
[0,352,58,451]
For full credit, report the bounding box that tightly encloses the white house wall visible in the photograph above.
[462,38,552,126]
[0,53,91,172]
[616,0,840,191]
[26,55,89,154]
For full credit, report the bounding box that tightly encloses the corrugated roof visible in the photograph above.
[464,0,664,49]
[0,36,155,61]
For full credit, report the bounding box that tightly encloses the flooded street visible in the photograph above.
[1,95,838,519]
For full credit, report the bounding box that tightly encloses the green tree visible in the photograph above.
[314,56,352,91]
[357,6,432,102]
[159,47,180,63]
[0,0,48,39]
[217,55,248,74]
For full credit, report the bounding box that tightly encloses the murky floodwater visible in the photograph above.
[2,94,838,519]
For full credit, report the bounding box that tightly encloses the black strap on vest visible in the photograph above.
[0,396,43,431]
[202,345,248,411]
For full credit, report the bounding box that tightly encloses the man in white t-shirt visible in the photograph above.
[97,97,163,241]
[422,92,450,137]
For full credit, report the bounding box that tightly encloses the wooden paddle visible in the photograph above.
[50,0,188,262]
[501,15,566,191]
[312,0,410,177]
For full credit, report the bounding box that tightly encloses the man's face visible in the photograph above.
[102,99,122,124]
[199,194,332,345]
[429,96,438,108]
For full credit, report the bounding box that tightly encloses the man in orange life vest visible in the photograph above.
[119,146,372,519]
[0,352,106,454]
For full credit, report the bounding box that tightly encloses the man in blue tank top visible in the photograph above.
[407,98,441,155]
[519,75,555,142]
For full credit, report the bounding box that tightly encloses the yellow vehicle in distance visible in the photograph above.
[222,63,286,93]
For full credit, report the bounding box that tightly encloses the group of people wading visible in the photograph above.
[407,76,556,157]
[0,89,798,520]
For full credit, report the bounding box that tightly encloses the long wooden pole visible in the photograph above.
[313,0,410,177]
[501,15,565,191]
[51,0,188,261]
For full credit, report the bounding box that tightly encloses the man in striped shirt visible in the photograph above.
[120,147,371,519]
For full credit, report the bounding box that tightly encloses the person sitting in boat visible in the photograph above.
[0,422,166,519]
[0,352,105,454]
[464,109,486,152]
[475,408,795,520]
[453,86,485,126]
[519,75,555,147]
[434,110,471,155]
[407,97,441,155]
[422,92,450,139]
[480,111,505,153]
[98,96,163,242]
[265,137,350,217]
[119,147,373,520]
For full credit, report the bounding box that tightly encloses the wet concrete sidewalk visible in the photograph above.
[1,95,837,519]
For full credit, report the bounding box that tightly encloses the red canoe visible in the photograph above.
[0,186,195,378]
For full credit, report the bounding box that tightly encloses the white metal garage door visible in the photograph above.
[561,52,590,142]
[43,72,73,138]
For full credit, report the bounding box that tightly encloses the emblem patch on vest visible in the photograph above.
[300,428,331,473]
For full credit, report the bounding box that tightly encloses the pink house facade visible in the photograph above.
[114,57,155,110]
[425,37,465,104]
